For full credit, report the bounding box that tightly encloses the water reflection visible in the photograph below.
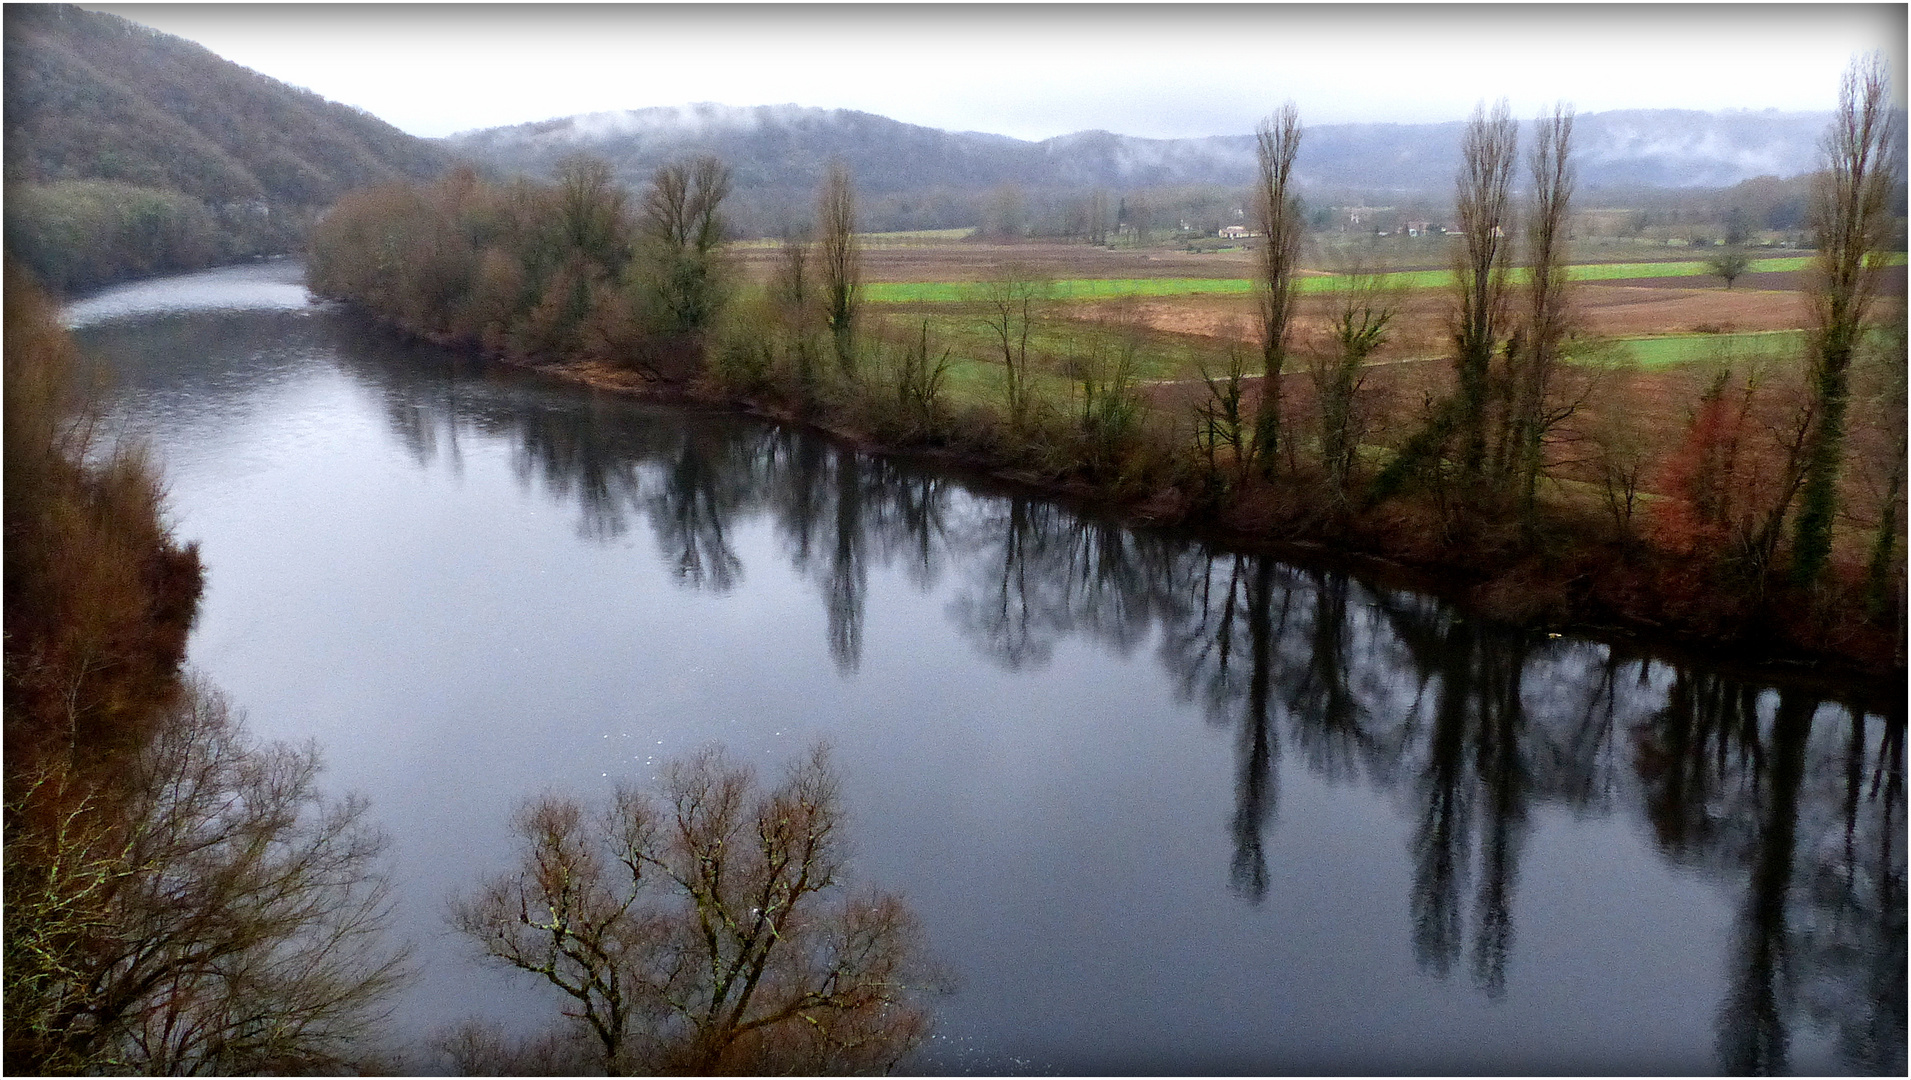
[1638,679,1908,1075]
[335,325,1908,1074]
[85,302,1906,1074]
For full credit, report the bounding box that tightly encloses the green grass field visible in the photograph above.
[871,310,1221,383]
[862,255,1841,304]
[861,227,979,245]
[1603,329,1809,368]
[1597,325,1898,369]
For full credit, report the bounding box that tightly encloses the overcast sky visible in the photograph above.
[92,3,1906,141]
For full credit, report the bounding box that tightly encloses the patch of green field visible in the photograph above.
[871,309,1225,386]
[861,227,977,244]
[865,278,1259,303]
[1602,330,1809,368]
[863,253,1904,305]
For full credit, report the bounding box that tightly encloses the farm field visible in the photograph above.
[823,236,1901,568]
[823,239,1872,381]
[812,240,1907,379]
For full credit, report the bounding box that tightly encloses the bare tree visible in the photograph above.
[1792,54,1901,585]
[1313,268,1397,507]
[1089,188,1110,246]
[452,745,938,1076]
[4,681,410,1075]
[1065,299,1144,472]
[1251,102,1304,476]
[1364,101,1517,512]
[1511,104,1575,524]
[554,154,631,274]
[1452,99,1518,491]
[817,161,862,377]
[978,267,1049,431]
[772,231,819,394]
[638,155,733,337]
[1194,326,1253,491]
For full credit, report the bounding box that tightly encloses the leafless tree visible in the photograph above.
[1252,102,1304,476]
[1313,268,1397,507]
[638,155,733,337]
[4,680,410,1074]
[1064,299,1143,471]
[1510,104,1575,524]
[1194,333,1253,488]
[1088,189,1111,246]
[1452,99,1518,491]
[817,161,862,376]
[1364,101,1517,513]
[772,231,819,393]
[451,745,938,1076]
[1792,53,1901,585]
[554,154,630,273]
[978,267,1049,431]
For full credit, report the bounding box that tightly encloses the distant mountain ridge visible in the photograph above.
[446,101,1836,202]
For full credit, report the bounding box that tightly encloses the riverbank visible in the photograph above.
[374,314,1903,700]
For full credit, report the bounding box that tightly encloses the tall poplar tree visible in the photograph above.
[1792,55,1900,586]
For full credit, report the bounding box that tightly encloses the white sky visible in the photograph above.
[91,3,1907,141]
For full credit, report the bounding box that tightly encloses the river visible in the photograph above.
[66,261,1904,1075]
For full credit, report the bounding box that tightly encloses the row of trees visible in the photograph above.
[3,179,306,294]
[309,155,736,381]
[1238,59,1899,613]
[309,58,1903,666]
[312,152,1163,490]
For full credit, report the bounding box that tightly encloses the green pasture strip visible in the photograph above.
[861,227,977,244]
[871,310,1220,383]
[864,253,1908,304]
[865,278,1258,303]
[1561,329,1808,370]
[1597,323,1898,369]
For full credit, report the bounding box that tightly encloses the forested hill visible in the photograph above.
[444,102,1835,232]
[3,4,451,291]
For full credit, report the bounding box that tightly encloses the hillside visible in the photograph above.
[444,102,1835,233]
[3,4,451,290]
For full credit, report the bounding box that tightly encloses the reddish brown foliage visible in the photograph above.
[3,264,203,785]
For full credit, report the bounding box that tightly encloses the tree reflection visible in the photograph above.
[1637,680,1906,1074]
[1715,687,1814,1075]
[336,323,1902,1071]
[822,453,866,670]
[645,427,747,592]
[1158,554,1289,903]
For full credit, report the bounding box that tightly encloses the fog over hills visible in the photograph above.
[445,101,1835,226]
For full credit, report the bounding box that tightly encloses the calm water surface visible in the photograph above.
[70,262,1905,1075]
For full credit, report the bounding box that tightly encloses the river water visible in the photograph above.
[67,261,1904,1075]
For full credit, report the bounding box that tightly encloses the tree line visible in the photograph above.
[307,59,1904,674]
